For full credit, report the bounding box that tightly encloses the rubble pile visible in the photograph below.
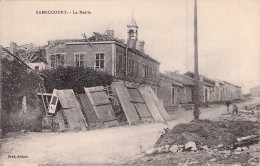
[132,104,260,165]
[219,108,259,122]
[155,120,242,148]
[149,119,259,154]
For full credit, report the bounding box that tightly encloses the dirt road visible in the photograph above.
[1,97,259,165]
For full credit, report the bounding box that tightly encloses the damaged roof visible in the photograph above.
[65,32,160,64]
[3,43,47,63]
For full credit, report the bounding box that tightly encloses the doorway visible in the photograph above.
[205,89,208,102]
[172,88,175,105]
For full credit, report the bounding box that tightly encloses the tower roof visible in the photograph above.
[128,17,138,27]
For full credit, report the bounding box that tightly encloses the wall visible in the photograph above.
[46,43,113,74]
[157,80,173,106]
[115,44,160,87]
[27,62,46,71]
[223,82,242,100]
[250,86,260,97]
[184,86,193,103]
[46,42,160,87]
[157,74,192,106]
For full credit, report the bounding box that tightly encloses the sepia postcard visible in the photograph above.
[0,0,259,165]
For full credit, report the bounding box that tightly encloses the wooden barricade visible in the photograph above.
[111,82,141,125]
[84,86,119,127]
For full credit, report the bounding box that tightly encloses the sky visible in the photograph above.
[0,0,259,93]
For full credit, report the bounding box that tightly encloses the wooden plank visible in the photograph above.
[95,104,118,122]
[128,88,145,102]
[128,88,154,122]
[139,86,165,122]
[130,101,145,104]
[111,82,140,125]
[56,90,70,108]
[87,86,104,93]
[104,120,120,128]
[145,87,171,121]
[62,107,88,131]
[76,94,100,122]
[37,93,53,96]
[90,91,111,106]
[53,111,66,132]
[56,89,81,109]
[85,88,103,120]
[84,87,119,125]
[134,103,154,122]
[95,102,113,106]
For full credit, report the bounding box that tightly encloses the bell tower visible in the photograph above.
[127,16,138,49]
[126,15,145,52]
[127,17,138,40]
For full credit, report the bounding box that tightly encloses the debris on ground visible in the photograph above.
[154,119,259,149]
[130,104,260,165]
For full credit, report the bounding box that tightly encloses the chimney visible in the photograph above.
[106,30,114,38]
[174,70,179,74]
[136,41,145,52]
[10,42,17,55]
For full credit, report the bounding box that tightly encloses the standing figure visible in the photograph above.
[225,100,231,113]
[233,104,238,114]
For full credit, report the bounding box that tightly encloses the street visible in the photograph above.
[1,97,259,165]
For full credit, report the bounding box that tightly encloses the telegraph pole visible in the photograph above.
[193,0,200,119]
[0,45,2,136]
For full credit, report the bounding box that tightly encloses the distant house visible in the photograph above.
[159,71,242,106]
[158,73,184,106]
[45,17,160,89]
[27,61,46,72]
[158,71,195,107]
[250,86,260,97]
[184,71,242,102]
[222,81,242,100]
[3,42,47,72]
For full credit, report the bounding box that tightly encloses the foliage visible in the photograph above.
[2,58,41,114]
[41,66,114,94]
[1,58,43,134]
